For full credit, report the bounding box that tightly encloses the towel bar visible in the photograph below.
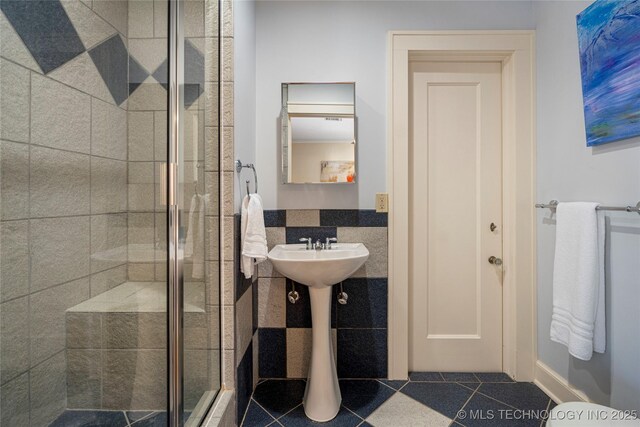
[235,159,258,196]
[535,200,640,215]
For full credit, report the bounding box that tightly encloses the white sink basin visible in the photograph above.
[267,243,369,422]
[268,243,369,288]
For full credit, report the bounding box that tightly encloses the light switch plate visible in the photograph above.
[376,193,388,213]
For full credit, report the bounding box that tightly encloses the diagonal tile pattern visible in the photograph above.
[88,34,128,105]
[0,0,85,73]
[241,373,554,427]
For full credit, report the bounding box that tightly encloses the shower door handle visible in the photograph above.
[161,163,177,206]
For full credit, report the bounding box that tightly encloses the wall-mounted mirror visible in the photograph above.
[282,82,356,184]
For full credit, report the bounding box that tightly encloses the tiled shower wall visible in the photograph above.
[235,209,388,422]
[0,1,130,425]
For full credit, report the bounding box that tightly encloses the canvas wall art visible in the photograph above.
[320,161,355,183]
[576,0,640,146]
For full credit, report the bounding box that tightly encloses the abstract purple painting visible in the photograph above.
[576,0,640,146]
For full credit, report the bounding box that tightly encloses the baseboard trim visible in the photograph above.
[534,360,590,404]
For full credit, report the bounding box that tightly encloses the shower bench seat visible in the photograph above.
[64,281,215,412]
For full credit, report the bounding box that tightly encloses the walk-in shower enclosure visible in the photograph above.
[0,0,222,425]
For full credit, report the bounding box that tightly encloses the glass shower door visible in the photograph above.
[168,0,221,425]
[0,0,220,425]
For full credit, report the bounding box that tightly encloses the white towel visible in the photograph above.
[241,193,267,279]
[185,193,206,279]
[550,202,606,360]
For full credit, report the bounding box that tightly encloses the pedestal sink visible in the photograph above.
[267,243,369,422]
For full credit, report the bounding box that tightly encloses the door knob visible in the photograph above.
[490,222,497,232]
[488,256,503,266]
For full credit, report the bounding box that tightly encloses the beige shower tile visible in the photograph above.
[91,157,127,214]
[0,373,29,427]
[129,111,154,161]
[0,220,29,302]
[30,352,66,426]
[0,59,29,143]
[0,297,29,384]
[92,97,127,160]
[0,140,29,220]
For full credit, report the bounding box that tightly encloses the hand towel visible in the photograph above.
[241,193,268,279]
[550,202,606,360]
[185,193,206,279]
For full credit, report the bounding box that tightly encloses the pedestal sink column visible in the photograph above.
[303,286,341,422]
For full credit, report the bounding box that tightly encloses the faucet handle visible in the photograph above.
[299,237,312,250]
[325,237,338,249]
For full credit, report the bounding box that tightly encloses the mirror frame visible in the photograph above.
[281,82,357,184]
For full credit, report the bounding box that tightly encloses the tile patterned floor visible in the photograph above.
[242,373,556,427]
[48,410,190,426]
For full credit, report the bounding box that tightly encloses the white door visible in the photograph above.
[409,61,503,372]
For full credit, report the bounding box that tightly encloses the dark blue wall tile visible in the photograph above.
[259,328,286,378]
[184,39,203,108]
[129,55,149,94]
[252,280,259,333]
[320,210,388,227]
[236,342,253,425]
[235,214,252,301]
[285,227,337,244]
[337,329,387,378]
[286,280,311,328]
[337,278,387,329]
[89,35,128,105]
[286,280,336,328]
[263,210,286,227]
[0,0,85,74]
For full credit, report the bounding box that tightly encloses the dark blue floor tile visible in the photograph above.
[409,372,444,382]
[279,405,362,427]
[237,342,254,423]
[441,372,479,382]
[339,379,396,418]
[378,379,408,390]
[337,279,387,328]
[130,411,167,426]
[0,0,85,74]
[126,411,155,424]
[319,210,387,227]
[457,393,542,426]
[474,372,514,382]
[285,227,337,244]
[259,329,287,378]
[253,380,306,419]
[400,382,473,419]
[459,382,481,392]
[264,210,286,227]
[358,423,374,427]
[242,400,276,427]
[337,329,387,378]
[49,410,128,427]
[548,399,558,410]
[88,35,128,105]
[477,382,550,411]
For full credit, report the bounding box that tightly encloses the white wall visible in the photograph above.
[534,0,640,411]
[255,1,534,209]
[234,0,256,212]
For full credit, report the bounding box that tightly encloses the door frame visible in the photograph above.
[387,31,536,381]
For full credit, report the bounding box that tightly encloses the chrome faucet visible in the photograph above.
[325,237,338,249]
[299,237,313,250]
[314,239,323,250]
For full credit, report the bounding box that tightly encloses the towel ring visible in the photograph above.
[236,160,258,196]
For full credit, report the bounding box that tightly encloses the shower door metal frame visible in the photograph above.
[168,0,185,425]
